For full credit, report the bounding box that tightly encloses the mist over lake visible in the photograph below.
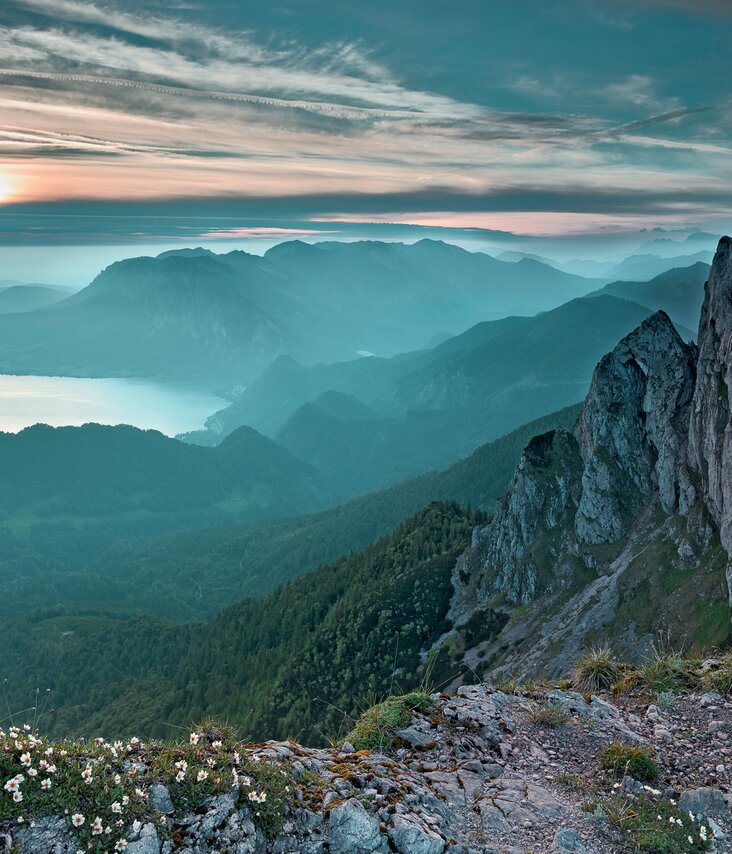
[0,374,226,435]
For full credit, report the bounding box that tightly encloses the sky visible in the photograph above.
[0,0,731,283]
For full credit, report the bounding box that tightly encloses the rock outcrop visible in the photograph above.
[452,238,732,647]
[5,684,732,853]
[573,310,696,540]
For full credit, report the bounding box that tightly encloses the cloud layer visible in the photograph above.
[0,0,730,240]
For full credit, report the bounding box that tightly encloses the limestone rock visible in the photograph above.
[452,428,582,612]
[388,814,445,854]
[688,238,732,559]
[574,311,695,542]
[125,822,161,854]
[328,798,389,854]
[678,786,727,820]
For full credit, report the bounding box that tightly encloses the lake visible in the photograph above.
[0,375,226,436]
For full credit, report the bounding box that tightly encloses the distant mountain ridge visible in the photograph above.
[589,262,708,331]
[0,239,602,387]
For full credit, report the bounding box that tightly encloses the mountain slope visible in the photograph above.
[0,404,580,621]
[0,503,483,741]
[590,262,708,331]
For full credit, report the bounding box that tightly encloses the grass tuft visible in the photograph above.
[699,651,732,695]
[601,743,658,782]
[345,692,431,752]
[637,644,695,694]
[527,703,570,728]
[572,646,621,693]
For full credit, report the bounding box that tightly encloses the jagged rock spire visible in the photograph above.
[688,237,732,552]
[573,311,696,543]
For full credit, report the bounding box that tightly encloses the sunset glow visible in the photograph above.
[0,0,730,248]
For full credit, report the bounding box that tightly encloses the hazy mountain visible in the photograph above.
[552,257,617,278]
[0,284,70,313]
[495,250,559,266]
[0,240,601,387]
[191,314,531,441]
[602,250,713,281]
[196,295,685,497]
[590,262,708,331]
[636,230,720,257]
[0,254,304,385]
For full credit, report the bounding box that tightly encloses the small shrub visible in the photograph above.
[601,743,658,782]
[528,703,569,728]
[346,692,431,752]
[572,646,620,692]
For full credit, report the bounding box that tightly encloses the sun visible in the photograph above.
[0,175,13,204]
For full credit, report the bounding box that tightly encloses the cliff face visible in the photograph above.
[573,311,696,542]
[452,238,732,657]
[688,237,732,554]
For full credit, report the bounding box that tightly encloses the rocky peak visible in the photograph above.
[573,311,696,543]
[453,238,732,629]
[688,236,732,552]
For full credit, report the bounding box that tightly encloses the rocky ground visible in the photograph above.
[3,681,732,853]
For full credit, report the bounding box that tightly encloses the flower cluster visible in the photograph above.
[0,724,294,848]
[0,725,145,852]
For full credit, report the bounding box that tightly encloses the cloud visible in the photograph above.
[0,0,729,240]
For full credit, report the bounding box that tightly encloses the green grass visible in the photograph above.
[346,692,432,751]
[638,646,696,694]
[601,743,658,782]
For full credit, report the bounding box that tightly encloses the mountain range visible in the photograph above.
[191,264,702,497]
[0,240,603,387]
[0,239,729,744]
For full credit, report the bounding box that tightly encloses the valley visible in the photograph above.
[2,2,731,849]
